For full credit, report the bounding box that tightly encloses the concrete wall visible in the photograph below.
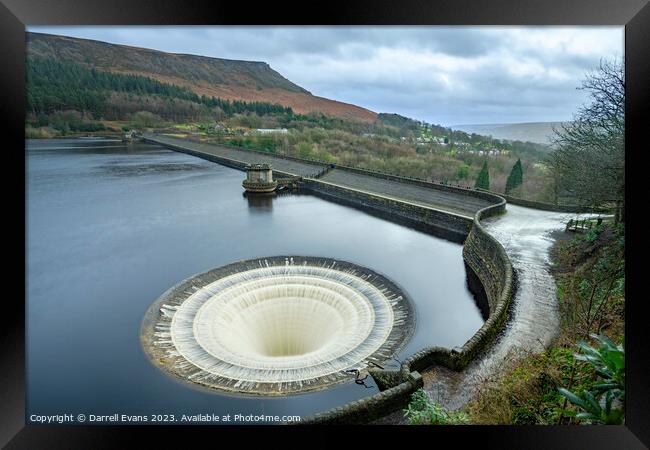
[328,163,498,204]
[456,201,514,368]
[481,189,609,213]
[301,179,474,243]
[299,372,424,425]
[160,135,331,171]
[141,137,297,179]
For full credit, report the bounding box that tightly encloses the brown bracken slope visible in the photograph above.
[26,32,378,123]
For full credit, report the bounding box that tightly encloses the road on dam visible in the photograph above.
[143,134,492,218]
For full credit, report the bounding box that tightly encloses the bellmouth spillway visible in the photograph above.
[141,256,416,395]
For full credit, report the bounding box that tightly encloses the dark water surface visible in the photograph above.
[26,138,483,423]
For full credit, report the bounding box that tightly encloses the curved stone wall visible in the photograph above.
[301,179,474,243]
[455,200,514,368]
[301,197,514,424]
[299,372,424,425]
[480,189,609,214]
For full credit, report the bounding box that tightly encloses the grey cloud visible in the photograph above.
[28,26,622,126]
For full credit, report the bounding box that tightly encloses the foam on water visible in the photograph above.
[420,205,607,411]
[142,256,415,395]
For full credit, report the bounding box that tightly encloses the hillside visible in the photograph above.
[25,32,558,203]
[26,32,377,123]
[451,122,568,146]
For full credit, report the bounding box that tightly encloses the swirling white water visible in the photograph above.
[144,257,415,395]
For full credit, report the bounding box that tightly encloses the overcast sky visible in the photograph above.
[28,26,623,126]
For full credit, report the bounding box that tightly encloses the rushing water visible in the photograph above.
[27,138,484,423]
[147,258,415,395]
[413,204,604,414]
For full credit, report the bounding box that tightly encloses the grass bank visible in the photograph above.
[461,222,625,425]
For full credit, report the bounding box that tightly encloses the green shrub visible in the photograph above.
[558,334,624,424]
[586,223,605,243]
[404,389,469,425]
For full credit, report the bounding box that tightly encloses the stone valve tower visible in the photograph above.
[242,164,278,193]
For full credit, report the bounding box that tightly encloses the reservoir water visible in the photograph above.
[26,138,484,423]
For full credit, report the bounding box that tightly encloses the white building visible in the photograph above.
[254,128,289,135]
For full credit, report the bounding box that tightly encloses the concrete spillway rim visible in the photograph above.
[140,255,416,397]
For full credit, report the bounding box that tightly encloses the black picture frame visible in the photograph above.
[2,0,648,447]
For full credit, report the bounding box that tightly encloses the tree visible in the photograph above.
[505,158,524,195]
[475,161,490,190]
[457,164,470,180]
[131,111,164,129]
[549,59,624,222]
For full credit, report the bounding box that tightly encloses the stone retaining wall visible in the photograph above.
[142,137,297,178]
[456,200,514,368]
[190,139,495,204]
[301,179,474,243]
[329,163,498,204]
[480,190,609,213]
[188,135,600,215]
[148,134,602,215]
[151,134,500,203]
[299,372,423,425]
[172,135,330,172]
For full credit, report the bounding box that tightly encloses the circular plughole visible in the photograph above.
[141,256,415,396]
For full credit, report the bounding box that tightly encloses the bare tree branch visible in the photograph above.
[548,58,624,216]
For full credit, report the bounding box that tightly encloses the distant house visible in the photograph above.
[253,128,289,135]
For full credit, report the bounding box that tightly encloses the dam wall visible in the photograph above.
[300,179,473,243]
[325,163,498,204]
[143,133,494,217]
[142,137,297,179]
[298,372,424,425]
[480,189,609,214]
